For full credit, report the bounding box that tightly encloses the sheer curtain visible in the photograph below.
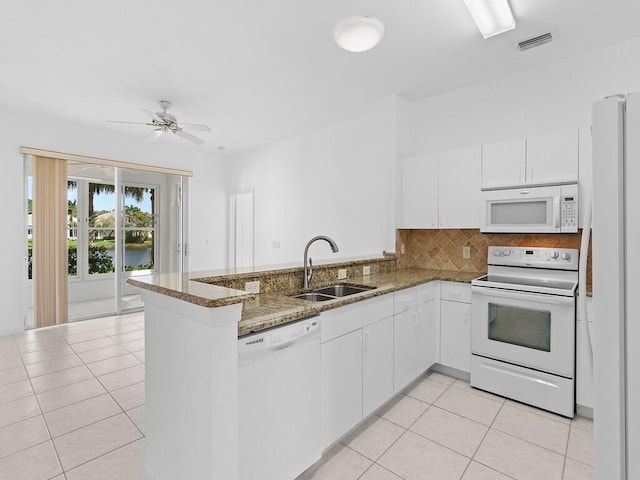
[32,155,68,327]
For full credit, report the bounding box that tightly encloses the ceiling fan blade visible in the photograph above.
[178,123,211,132]
[141,108,164,122]
[175,129,205,145]
[145,128,164,143]
[107,120,150,125]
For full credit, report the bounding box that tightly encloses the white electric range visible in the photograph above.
[470,246,578,417]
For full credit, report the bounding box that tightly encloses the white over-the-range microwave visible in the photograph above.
[480,183,578,233]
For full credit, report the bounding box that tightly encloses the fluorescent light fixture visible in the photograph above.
[463,0,515,39]
[334,16,384,53]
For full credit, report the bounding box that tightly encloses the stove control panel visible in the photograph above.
[488,246,579,270]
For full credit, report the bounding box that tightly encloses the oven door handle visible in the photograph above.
[472,286,574,306]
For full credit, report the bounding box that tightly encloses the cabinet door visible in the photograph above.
[363,317,394,417]
[400,153,439,228]
[417,298,438,373]
[440,300,471,373]
[321,330,362,449]
[393,309,418,393]
[482,138,526,188]
[526,131,579,184]
[438,146,482,228]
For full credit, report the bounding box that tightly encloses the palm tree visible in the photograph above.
[67,182,154,243]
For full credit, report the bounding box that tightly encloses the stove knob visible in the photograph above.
[494,250,501,257]
[503,249,511,256]
[551,251,559,259]
[561,252,570,261]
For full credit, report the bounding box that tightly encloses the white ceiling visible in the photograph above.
[2,0,640,153]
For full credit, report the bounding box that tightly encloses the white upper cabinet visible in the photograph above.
[482,132,578,189]
[399,147,481,229]
[438,146,481,228]
[481,138,526,188]
[526,132,579,185]
[400,153,438,228]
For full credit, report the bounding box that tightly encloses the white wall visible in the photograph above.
[226,98,398,266]
[0,108,229,335]
[402,36,640,157]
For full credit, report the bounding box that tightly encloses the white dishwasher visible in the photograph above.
[238,315,321,480]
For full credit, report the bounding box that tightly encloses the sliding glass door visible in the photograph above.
[25,157,188,327]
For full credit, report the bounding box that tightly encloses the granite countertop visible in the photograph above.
[128,267,479,336]
[237,268,478,336]
[127,272,256,308]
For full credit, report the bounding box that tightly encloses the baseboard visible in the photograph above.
[431,364,470,382]
[576,404,594,419]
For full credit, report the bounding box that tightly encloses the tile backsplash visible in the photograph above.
[397,228,592,290]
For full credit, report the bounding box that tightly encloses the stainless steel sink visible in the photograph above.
[292,292,336,302]
[292,284,376,302]
[313,284,374,297]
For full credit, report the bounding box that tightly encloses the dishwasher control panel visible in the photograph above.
[239,316,320,353]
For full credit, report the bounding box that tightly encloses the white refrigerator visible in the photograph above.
[592,92,640,479]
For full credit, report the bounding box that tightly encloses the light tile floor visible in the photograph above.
[299,372,594,480]
[0,313,145,480]
[0,314,594,480]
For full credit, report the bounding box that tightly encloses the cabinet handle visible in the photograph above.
[529,165,534,180]
[464,306,470,323]
[402,298,411,310]
[364,331,370,352]
[412,311,419,327]
[357,334,363,357]
[417,309,423,325]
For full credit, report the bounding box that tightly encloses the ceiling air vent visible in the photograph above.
[516,32,553,52]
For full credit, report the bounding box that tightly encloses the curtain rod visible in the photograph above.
[20,146,193,177]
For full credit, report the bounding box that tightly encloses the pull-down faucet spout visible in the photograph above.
[303,236,339,289]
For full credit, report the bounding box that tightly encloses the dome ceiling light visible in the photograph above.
[334,15,385,53]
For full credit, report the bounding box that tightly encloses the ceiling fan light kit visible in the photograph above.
[334,15,384,52]
[108,100,211,145]
[463,0,516,39]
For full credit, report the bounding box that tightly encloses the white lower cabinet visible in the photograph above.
[320,294,394,449]
[321,329,362,449]
[440,282,472,373]
[393,282,440,393]
[362,316,394,417]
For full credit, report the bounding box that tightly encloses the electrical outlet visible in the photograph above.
[462,246,471,259]
[363,265,371,275]
[401,243,406,255]
[338,269,347,280]
[244,281,260,294]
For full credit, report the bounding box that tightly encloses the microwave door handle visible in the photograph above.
[553,197,560,230]
[472,286,574,306]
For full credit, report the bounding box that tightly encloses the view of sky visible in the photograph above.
[27,178,153,213]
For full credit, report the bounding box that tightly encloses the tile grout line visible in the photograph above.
[367,377,451,479]
[13,334,66,477]
[18,314,145,476]
[61,436,143,476]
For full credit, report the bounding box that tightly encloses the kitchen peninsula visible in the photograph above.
[128,255,477,480]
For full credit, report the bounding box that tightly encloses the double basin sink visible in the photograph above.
[293,284,375,302]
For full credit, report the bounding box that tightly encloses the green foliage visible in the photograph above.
[87,245,115,274]
[27,245,116,279]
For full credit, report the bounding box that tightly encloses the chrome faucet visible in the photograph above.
[303,236,339,289]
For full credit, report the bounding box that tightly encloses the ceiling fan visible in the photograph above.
[108,100,211,145]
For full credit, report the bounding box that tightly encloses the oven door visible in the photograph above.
[471,286,575,377]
